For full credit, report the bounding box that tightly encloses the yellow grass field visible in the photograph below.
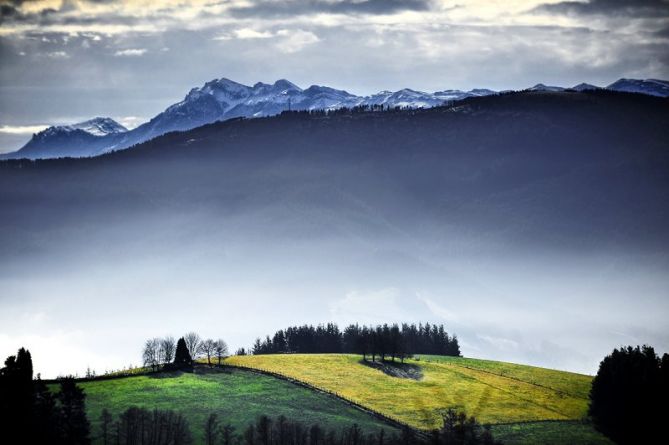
[225,354,593,431]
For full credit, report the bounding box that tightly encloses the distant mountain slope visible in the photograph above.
[2,90,667,254]
[15,117,128,158]
[528,83,565,92]
[10,76,667,160]
[6,78,669,159]
[606,78,669,97]
[3,78,494,160]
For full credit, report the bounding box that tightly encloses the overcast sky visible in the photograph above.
[0,0,668,152]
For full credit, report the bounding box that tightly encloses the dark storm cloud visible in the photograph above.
[533,0,669,18]
[0,5,18,21]
[655,26,669,37]
[0,6,143,30]
[228,0,433,18]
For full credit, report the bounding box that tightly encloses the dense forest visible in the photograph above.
[249,322,461,361]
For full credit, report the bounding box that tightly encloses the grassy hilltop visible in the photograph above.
[225,354,591,429]
[73,353,612,444]
[224,354,612,444]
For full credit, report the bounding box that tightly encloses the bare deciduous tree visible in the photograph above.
[214,339,229,365]
[201,338,216,365]
[184,331,202,360]
[142,338,160,371]
[160,336,176,364]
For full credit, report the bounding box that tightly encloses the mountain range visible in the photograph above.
[3,77,668,160]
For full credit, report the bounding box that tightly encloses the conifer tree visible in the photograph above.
[174,337,193,368]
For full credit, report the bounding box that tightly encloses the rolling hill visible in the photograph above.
[225,354,590,428]
[224,354,611,444]
[64,367,398,444]
[69,354,612,444]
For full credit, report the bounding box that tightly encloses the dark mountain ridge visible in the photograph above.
[4,77,668,160]
[2,90,668,259]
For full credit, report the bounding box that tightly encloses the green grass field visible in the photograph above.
[489,421,612,445]
[59,354,613,444]
[225,354,612,445]
[68,367,397,444]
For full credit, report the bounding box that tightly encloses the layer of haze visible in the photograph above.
[1,209,667,378]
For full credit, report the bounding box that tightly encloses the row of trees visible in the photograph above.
[280,103,428,119]
[252,322,460,361]
[104,408,500,445]
[142,332,229,370]
[0,348,90,444]
[99,407,191,445]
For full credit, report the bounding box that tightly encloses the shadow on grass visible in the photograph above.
[147,370,185,379]
[359,359,423,380]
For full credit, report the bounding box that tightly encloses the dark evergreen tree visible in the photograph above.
[100,409,112,445]
[256,415,272,445]
[174,337,193,368]
[221,424,237,445]
[0,347,34,434]
[252,338,264,355]
[205,413,221,445]
[57,377,90,445]
[33,376,59,443]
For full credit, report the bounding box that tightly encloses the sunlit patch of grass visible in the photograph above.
[225,354,592,430]
[416,355,593,400]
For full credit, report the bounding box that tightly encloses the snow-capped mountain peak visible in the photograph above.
[606,78,669,97]
[69,117,128,136]
[7,76,667,160]
[572,83,600,91]
[39,117,127,138]
[272,79,302,93]
[528,83,565,92]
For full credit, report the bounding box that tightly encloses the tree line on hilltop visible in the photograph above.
[250,322,461,361]
[142,332,229,371]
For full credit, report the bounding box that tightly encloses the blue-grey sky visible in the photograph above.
[1,0,669,152]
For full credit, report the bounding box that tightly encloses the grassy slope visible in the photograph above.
[415,355,592,401]
[489,421,611,445]
[225,354,612,445]
[73,368,396,444]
